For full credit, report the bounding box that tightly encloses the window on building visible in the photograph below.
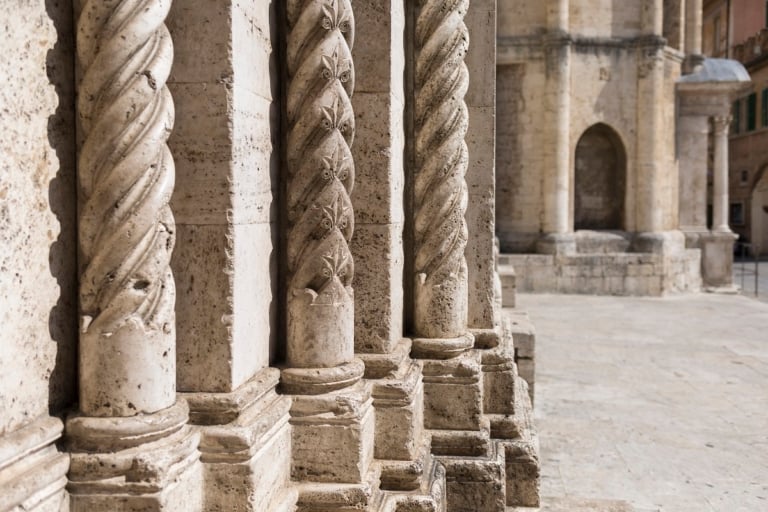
[731,202,745,226]
[741,170,750,186]
[748,93,758,131]
[763,89,768,127]
[733,100,741,134]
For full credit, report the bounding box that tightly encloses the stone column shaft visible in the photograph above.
[76,0,177,417]
[712,115,732,232]
[412,0,473,356]
[282,0,364,394]
[636,27,665,234]
[677,114,710,234]
[685,0,703,55]
[68,1,202,508]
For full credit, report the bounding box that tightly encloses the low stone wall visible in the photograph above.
[499,249,702,296]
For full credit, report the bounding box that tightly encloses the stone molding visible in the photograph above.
[284,0,362,393]
[413,0,471,342]
[76,0,177,417]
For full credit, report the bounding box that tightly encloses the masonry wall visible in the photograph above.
[0,0,77,436]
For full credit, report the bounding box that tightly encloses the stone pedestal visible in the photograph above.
[290,381,377,509]
[66,401,202,512]
[0,417,69,512]
[701,231,738,291]
[182,368,295,512]
[536,233,576,255]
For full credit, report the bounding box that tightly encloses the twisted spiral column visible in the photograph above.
[283,0,363,393]
[76,0,177,416]
[413,0,473,351]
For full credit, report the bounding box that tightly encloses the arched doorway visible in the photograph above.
[751,168,768,256]
[574,123,626,230]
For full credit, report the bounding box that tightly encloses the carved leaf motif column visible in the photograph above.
[412,0,474,356]
[282,0,364,394]
[67,1,201,508]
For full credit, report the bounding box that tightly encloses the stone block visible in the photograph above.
[290,382,375,484]
[371,361,425,462]
[441,443,506,512]
[499,265,517,308]
[421,352,483,431]
[352,0,405,97]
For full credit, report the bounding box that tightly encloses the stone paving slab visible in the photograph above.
[509,293,768,512]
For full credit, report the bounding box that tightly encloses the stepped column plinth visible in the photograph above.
[66,0,202,509]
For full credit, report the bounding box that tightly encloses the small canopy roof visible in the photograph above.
[679,58,750,83]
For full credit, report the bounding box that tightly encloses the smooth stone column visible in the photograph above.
[702,114,738,289]
[635,0,667,243]
[538,0,574,255]
[712,115,732,233]
[684,0,705,73]
[67,0,201,509]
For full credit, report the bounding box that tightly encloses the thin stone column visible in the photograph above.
[684,0,704,73]
[636,0,666,237]
[712,115,732,233]
[538,0,573,254]
[282,1,375,506]
[67,0,201,509]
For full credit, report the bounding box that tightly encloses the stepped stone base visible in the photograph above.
[0,416,69,512]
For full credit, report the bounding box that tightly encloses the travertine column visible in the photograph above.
[282,0,364,393]
[538,0,573,254]
[411,0,486,470]
[636,0,666,236]
[712,115,732,233]
[412,0,473,355]
[283,2,374,505]
[67,1,201,508]
[684,0,704,73]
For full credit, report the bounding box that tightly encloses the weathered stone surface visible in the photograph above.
[0,0,77,437]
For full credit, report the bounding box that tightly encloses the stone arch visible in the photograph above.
[574,123,627,230]
[751,164,768,255]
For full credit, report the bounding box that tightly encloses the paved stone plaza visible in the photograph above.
[514,293,768,512]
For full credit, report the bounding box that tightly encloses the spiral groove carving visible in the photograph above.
[286,0,355,309]
[414,0,470,338]
[77,1,175,347]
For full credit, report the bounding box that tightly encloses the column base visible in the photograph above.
[281,359,365,395]
[0,416,69,512]
[440,442,506,512]
[411,333,474,360]
[290,380,375,484]
[66,400,202,512]
[536,233,576,255]
[380,456,446,512]
[419,351,483,433]
[500,376,541,507]
[701,231,738,289]
[183,368,295,511]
